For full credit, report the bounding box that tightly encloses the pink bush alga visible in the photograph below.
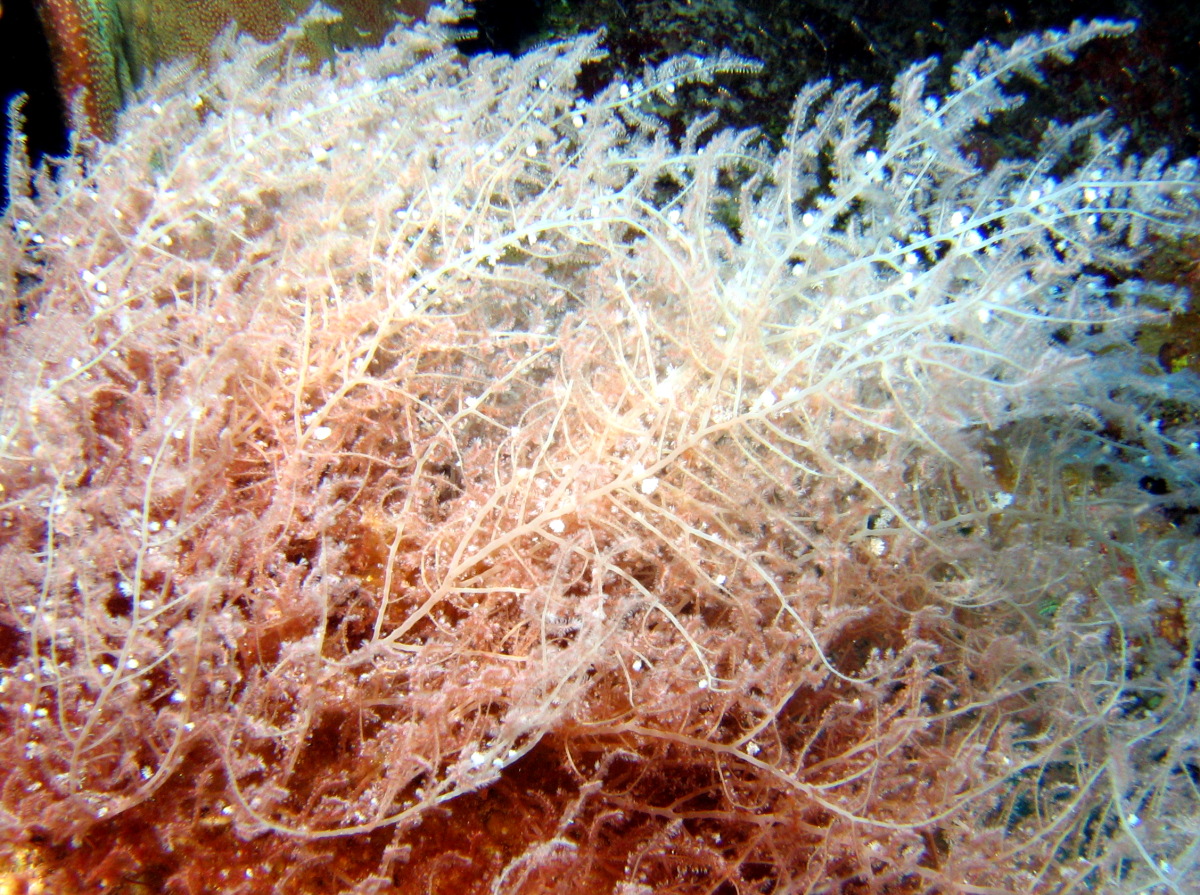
[2,6,1198,892]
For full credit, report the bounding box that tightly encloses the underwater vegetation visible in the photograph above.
[2,4,1199,892]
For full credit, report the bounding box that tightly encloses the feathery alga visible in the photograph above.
[1,4,1199,892]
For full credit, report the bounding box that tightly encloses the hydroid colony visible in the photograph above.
[1,5,1198,892]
